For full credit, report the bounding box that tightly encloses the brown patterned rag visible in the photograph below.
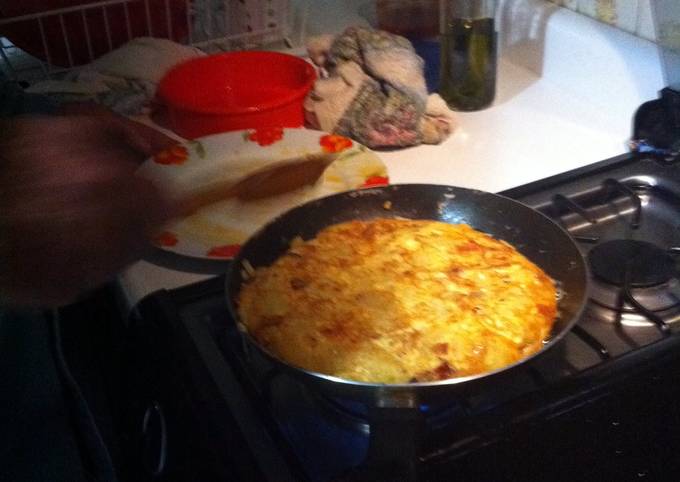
[304,26,456,149]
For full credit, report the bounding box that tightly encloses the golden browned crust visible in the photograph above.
[237,219,557,383]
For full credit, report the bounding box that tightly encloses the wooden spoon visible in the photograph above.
[178,151,340,215]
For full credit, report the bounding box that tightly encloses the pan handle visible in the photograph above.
[338,407,424,481]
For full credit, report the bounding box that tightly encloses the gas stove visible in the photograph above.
[505,154,680,354]
[125,152,680,482]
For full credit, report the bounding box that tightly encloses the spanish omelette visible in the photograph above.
[237,218,558,383]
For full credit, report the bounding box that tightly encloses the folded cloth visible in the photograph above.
[304,26,456,149]
[24,38,204,116]
[85,37,204,85]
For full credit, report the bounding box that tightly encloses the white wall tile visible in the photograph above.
[577,0,600,20]
[521,0,659,43]
[545,0,578,8]
[577,0,638,33]
[613,0,639,33]
[636,0,656,41]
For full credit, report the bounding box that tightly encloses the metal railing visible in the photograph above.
[0,0,297,81]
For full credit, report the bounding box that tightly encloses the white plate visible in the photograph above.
[136,127,389,260]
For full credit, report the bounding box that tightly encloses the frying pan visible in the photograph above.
[225,184,589,408]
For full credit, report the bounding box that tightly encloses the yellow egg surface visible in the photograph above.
[237,218,557,383]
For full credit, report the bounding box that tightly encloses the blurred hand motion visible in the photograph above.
[0,108,178,307]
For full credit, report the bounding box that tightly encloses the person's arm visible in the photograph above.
[0,110,178,308]
[0,78,59,117]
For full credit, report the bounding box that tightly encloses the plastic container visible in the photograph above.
[375,0,441,92]
[157,51,317,139]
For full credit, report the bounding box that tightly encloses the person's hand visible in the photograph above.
[0,111,178,307]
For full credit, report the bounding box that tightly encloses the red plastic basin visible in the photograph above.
[156,51,317,139]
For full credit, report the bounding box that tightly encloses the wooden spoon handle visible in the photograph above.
[177,151,339,214]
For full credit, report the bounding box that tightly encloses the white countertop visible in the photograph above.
[118,2,666,311]
[377,59,632,193]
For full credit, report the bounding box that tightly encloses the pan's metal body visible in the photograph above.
[226,184,589,407]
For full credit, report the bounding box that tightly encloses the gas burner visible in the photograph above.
[588,278,680,314]
[586,240,679,332]
[312,393,371,433]
[588,240,675,288]
[311,392,467,434]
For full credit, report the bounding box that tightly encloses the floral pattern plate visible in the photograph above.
[136,127,389,260]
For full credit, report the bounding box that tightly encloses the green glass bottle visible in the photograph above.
[439,0,498,111]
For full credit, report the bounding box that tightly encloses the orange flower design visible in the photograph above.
[361,175,389,187]
[153,231,179,247]
[207,244,241,258]
[154,144,189,165]
[319,134,353,153]
[245,127,284,146]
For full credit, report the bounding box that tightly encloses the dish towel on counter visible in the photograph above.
[24,37,204,116]
[304,26,457,149]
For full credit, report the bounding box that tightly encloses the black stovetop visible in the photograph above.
[129,152,680,482]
